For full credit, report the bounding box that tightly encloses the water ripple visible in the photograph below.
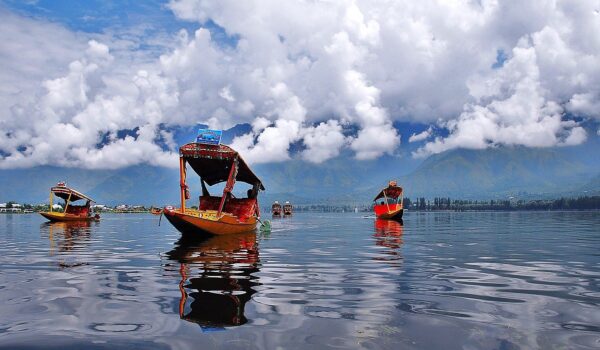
[0,211,598,349]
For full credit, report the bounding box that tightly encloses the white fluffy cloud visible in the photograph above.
[408,127,433,143]
[0,34,181,169]
[301,120,348,163]
[1,0,599,168]
[414,40,589,157]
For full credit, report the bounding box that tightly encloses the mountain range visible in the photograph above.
[0,125,598,206]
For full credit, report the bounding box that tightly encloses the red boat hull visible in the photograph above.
[373,203,403,221]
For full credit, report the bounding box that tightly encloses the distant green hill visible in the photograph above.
[259,145,599,203]
[0,145,598,206]
[397,147,597,199]
[578,174,600,195]
[0,167,114,204]
[86,165,180,206]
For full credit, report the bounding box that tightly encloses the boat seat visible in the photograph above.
[65,205,89,216]
[199,196,256,221]
[199,196,221,211]
[225,198,256,221]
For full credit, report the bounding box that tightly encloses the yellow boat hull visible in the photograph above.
[40,212,99,222]
[163,208,257,237]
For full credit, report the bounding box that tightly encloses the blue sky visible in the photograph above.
[3,0,183,33]
[1,0,239,50]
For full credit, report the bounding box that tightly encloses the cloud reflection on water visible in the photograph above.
[0,212,598,349]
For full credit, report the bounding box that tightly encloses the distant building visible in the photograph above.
[0,208,21,213]
[0,203,23,213]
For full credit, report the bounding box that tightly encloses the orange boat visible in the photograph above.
[40,182,100,222]
[163,141,264,237]
[373,181,403,221]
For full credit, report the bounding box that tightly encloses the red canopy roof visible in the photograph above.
[373,185,403,201]
[180,143,265,190]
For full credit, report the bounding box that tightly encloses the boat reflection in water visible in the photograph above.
[373,219,404,264]
[166,232,260,329]
[42,221,95,268]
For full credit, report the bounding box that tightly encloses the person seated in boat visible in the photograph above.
[247,186,258,199]
[198,181,212,209]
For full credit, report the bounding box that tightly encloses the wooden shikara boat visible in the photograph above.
[271,201,282,217]
[283,201,293,216]
[40,182,100,222]
[163,141,264,237]
[373,181,404,221]
[150,207,163,215]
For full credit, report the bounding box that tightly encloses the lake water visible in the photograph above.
[0,211,598,349]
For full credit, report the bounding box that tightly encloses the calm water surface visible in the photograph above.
[0,211,598,349]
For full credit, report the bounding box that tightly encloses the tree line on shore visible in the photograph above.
[285,196,600,212]
[404,196,600,211]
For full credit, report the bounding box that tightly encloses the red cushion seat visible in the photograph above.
[199,196,256,221]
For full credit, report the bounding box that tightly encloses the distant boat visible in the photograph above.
[373,181,403,221]
[39,182,100,222]
[272,201,282,217]
[163,139,265,237]
[283,201,293,216]
[150,207,163,215]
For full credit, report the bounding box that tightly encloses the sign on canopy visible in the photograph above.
[196,129,222,145]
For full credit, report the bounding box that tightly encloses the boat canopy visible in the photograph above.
[50,184,94,202]
[180,143,265,190]
[373,185,403,201]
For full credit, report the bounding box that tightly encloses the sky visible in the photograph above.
[0,0,599,169]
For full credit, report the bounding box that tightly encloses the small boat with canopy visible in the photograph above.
[40,182,99,222]
[283,201,293,216]
[163,130,264,237]
[271,201,282,217]
[150,207,163,215]
[373,181,403,221]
